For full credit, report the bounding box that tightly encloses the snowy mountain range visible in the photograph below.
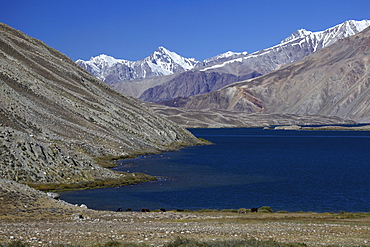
[76,46,199,85]
[182,23,370,123]
[199,19,370,75]
[76,20,370,102]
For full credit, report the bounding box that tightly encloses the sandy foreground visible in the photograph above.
[0,180,370,246]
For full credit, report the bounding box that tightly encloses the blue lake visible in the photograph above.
[59,128,370,212]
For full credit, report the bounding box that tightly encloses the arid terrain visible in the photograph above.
[1,179,370,247]
[2,21,370,247]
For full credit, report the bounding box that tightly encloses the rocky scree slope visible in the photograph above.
[0,127,123,184]
[0,23,200,184]
[184,26,370,123]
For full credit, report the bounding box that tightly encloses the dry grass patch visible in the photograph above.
[27,172,156,192]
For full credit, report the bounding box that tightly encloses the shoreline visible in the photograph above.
[56,126,370,212]
[272,124,370,131]
[24,137,211,192]
[2,127,370,246]
[1,205,369,246]
[24,124,368,193]
[1,155,370,246]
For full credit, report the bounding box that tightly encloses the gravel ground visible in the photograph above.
[1,179,369,246]
[1,210,370,246]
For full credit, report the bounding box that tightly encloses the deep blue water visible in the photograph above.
[59,128,370,212]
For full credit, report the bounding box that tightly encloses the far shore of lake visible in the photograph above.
[271,124,370,131]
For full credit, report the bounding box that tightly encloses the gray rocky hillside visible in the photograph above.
[0,23,201,185]
[0,127,122,184]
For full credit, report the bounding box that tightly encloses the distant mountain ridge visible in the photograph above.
[77,20,370,106]
[76,20,370,104]
[280,19,370,46]
[199,19,370,75]
[182,25,370,123]
[138,20,370,103]
[76,46,199,85]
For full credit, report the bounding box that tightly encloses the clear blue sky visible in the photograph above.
[1,0,369,61]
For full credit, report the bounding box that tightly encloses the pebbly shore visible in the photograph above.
[1,179,370,246]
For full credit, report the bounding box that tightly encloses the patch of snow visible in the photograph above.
[155,46,198,70]
[200,57,243,71]
[202,51,248,64]
[280,29,313,44]
[146,60,173,76]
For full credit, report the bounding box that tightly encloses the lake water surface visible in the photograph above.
[59,128,370,212]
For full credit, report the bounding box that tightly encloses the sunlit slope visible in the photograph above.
[184,27,370,123]
[0,23,200,184]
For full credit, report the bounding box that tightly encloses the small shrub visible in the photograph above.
[196,208,218,212]
[220,209,238,213]
[28,173,156,192]
[259,206,273,213]
[91,241,147,247]
[197,138,213,144]
[237,208,248,214]
[164,237,308,247]
[101,241,122,247]
[1,240,30,247]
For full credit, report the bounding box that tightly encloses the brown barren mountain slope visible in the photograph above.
[0,23,201,185]
[184,27,370,123]
[147,103,355,128]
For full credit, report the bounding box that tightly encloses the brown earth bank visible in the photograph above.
[1,180,370,247]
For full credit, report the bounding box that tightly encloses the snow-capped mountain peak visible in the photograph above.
[280,20,370,48]
[76,54,132,81]
[90,54,128,67]
[335,19,370,35]
[280,29,313,44]
[145,46,199,72]
[76,19,370,94]
[199,19,370,74]
[76,46,199,84]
